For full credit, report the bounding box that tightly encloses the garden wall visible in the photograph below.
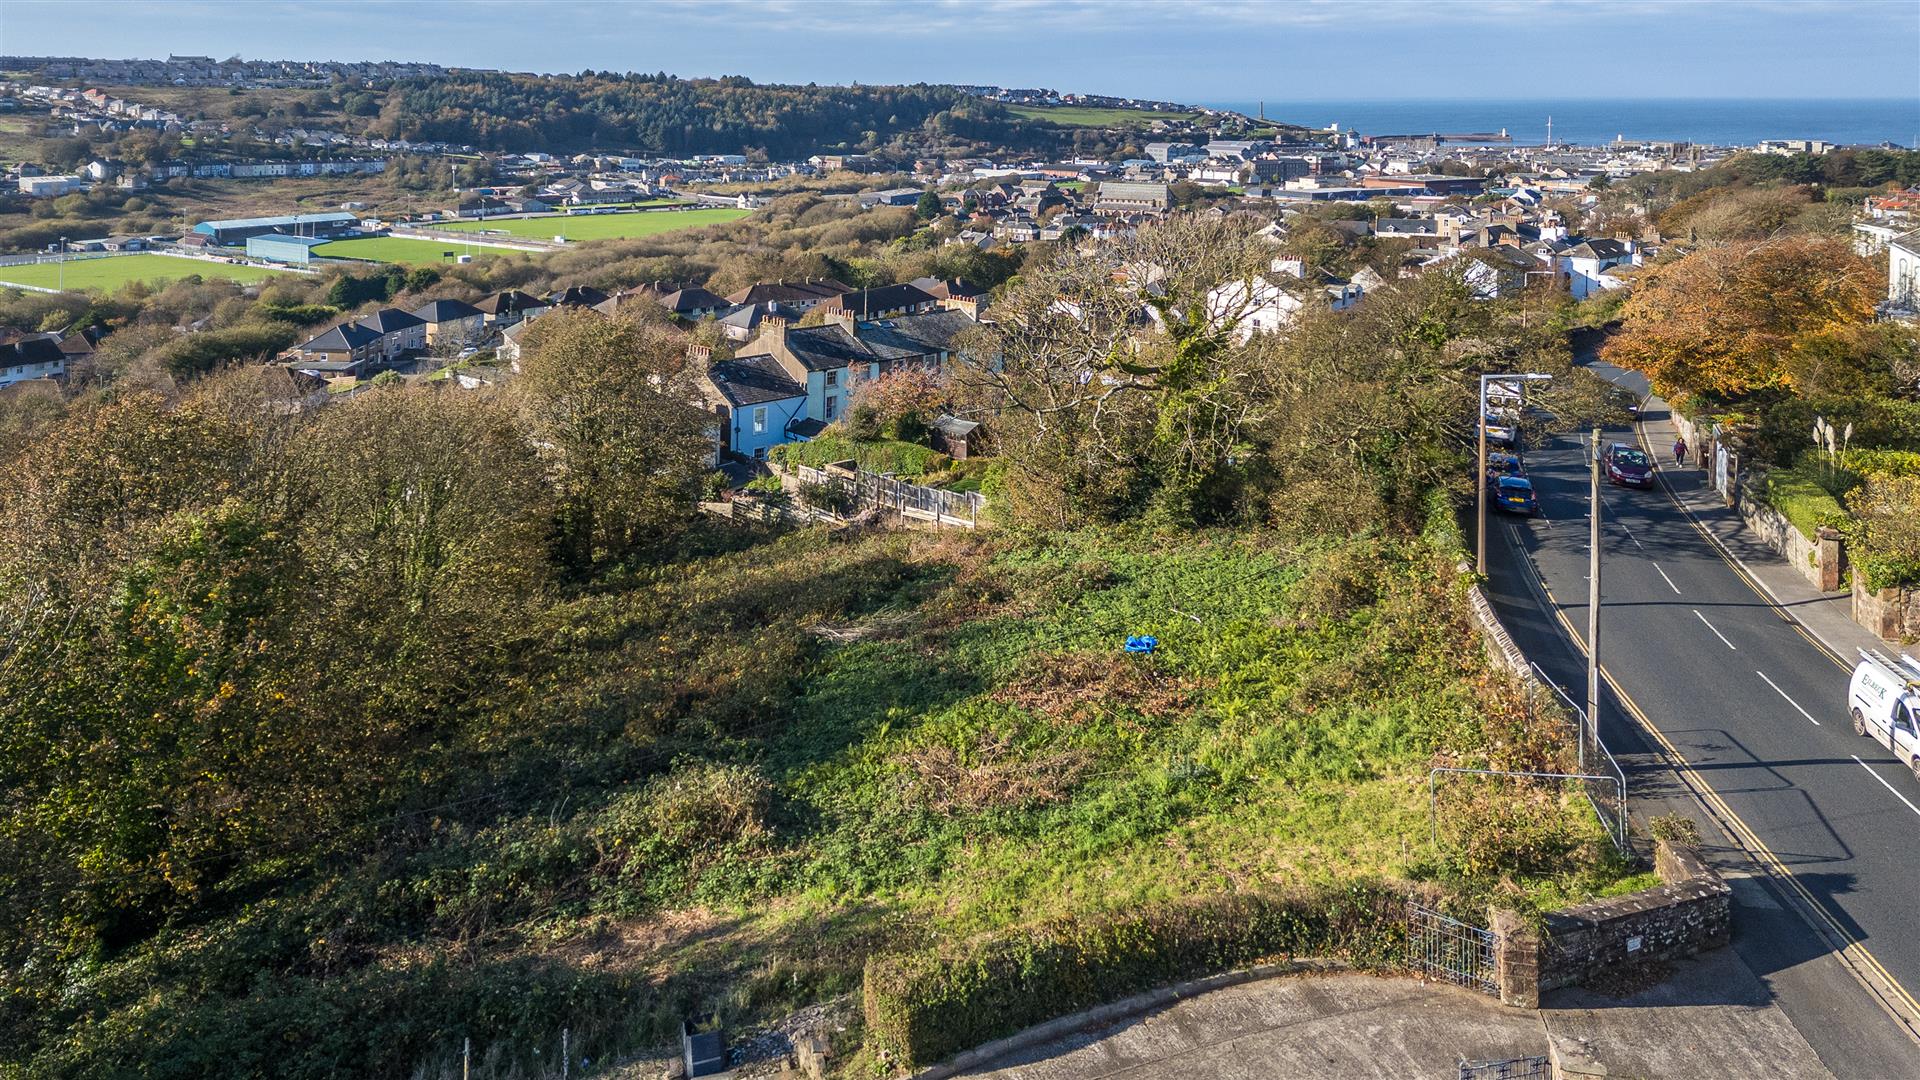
[1493,840,1730,1008]
[1853,574,1920,643]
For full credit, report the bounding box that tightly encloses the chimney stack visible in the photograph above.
[763,314,788,344]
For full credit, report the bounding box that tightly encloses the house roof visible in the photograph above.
[932,416,979,437]
[708,353,806,407]
[908,276,986,300]
[655,286,730,314]
[411,298,482,322]
[0,336,66,365]
[547,284,610,308]
[302,322,382,351]
[1564,238,1630,260]
[357,307,426,334]
[474,290,546,315]
[856,309,975,361]
[822,282,936,315]
[783,323,872,372]
[725,279,851,306]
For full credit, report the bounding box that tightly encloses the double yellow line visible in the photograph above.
[1526,411,1920,1034]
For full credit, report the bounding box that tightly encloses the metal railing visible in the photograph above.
[1408,903,1497,995]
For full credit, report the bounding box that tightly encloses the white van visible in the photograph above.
[1850,650,1920,780]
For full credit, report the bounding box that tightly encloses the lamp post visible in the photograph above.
[1476,372,1552,575]
[1586,427,1603,764]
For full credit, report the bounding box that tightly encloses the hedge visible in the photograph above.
[861,881,1412,1070]
[770,434,948,478]
[1757,463,1848,541]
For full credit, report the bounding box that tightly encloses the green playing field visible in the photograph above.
[426,207,751,241]
[0,254,296,293]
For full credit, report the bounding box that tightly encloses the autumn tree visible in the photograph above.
[1600,237,1880,400]
[514,310,713,570]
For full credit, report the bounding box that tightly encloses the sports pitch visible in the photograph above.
[427,207,750,241]
[312,236,515,265]
[0,254,294,292]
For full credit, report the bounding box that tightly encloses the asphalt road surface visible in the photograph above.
[1480,357,1920,1076]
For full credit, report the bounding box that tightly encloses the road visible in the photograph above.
[1481,356,1920,1076]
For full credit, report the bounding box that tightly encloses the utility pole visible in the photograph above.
[1586,427,1602,767]
[1476,396,1489,574]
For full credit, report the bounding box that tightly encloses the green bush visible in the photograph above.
[1758,462,1848,541]
[769,433,948,477]
[862,881,1410,1070]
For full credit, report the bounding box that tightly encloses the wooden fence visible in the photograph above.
[791,464,986,529]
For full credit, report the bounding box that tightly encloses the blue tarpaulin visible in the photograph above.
[1124,635,1158,654]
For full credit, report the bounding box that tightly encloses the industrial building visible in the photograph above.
[245,233,331,264]
[192,212,358,246]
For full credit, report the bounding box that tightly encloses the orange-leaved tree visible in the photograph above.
[1600,236,1879,400]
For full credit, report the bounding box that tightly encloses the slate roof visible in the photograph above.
[708,353,806,407]
[1564,238,1631,260]
[856,309,975,361]
[725,280,850,306]
[822,282,936,315]
[411,298,483,323]
[0,336,66,365]
[783,324,872,372]
[655,286,729,314]
[547,284,610,308]
[908,277,986,300]
[357,307,425,334]
[474,290,546,315]
[301,322,382,352]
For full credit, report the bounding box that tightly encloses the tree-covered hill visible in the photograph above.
[368,72,1061,157]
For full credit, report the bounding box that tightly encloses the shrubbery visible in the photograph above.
[862,882,1412,1069]
[768,432,949,477]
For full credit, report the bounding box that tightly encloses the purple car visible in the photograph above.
[1605,443,1654,488]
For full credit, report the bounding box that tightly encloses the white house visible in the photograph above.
[1888,230,1920,313]
[1555,238,1639,299]
[0,336,67,387]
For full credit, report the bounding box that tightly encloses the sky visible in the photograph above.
[2,0,1916,104]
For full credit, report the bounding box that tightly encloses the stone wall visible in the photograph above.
[1493,841,1729,1007]
[1853,574,1920,644]
[1539,841,1731,993]
[1735,482,1836,592]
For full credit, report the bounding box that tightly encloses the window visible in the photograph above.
[753,446,767,460]
[824,395,838,420]
[825,370,839,388]
[752,406,768,434]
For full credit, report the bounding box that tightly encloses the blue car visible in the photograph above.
[1492,475,1539,516]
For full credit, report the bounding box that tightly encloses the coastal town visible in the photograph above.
[0,23,1917,1080]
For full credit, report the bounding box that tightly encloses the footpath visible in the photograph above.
[1632,394,1894,662]
[952,958,1829,1080]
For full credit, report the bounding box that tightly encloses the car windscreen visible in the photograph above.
[1613,448,1650,467]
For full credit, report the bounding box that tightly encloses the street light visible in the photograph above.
[1476,372,1552,576]
[57,235,66,292]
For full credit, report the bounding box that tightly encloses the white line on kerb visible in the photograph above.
[1756,670,1818,725]
[1694,609,1737,650]
[1652,562,1682,594]
[1853,755,1920,820]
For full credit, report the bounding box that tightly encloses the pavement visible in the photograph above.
[955,959,1832,1080]
[1474,351,1920,1076]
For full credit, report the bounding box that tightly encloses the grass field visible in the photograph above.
[0,253,294,292]
[313,235,524,265]
[1008,104,1201,127]
[429,206,751,241]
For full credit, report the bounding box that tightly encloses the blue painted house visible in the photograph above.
[696,352,810,460]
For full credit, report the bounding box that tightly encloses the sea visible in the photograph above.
[1205,98,1920,148]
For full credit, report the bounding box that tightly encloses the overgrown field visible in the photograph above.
[0,253,296,292]
[3,518,1633,1078]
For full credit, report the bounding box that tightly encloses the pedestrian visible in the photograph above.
[1673,436,1688,466]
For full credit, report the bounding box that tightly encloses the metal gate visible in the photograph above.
[1459,1056,1548,1080]
[1408,904,1497,995]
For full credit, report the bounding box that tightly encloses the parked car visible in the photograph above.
[1486,451,1526,480]
[1490,475,1539,516]
[1605,443,1654,488]
[1484,417,1517,449]
[1850,651,1920,781]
